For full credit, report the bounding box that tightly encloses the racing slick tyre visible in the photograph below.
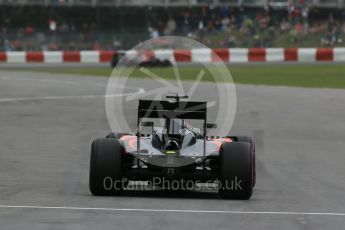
[106,132,130,139]
[161,59,172,67]
[218,142,253,200]
[236,136,256,187]
[89,138,124,196]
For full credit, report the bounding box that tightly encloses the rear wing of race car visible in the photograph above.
[137,99,207,120]
[137,99,212,163]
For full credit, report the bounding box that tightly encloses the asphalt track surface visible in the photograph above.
[0,70,345,229]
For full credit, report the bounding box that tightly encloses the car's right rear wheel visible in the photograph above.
[236,136,256,187]
[218,142,253,199]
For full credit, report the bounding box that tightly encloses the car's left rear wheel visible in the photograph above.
[89,138,124,196]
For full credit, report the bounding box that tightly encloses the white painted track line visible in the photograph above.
[0,89,144,103]
[0,205,345,216]
[0,93,136,103]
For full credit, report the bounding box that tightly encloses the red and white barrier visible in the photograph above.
[0,51,114,63]
[0,48,345,63]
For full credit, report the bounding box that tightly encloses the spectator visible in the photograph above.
[221,16,230,31]
[280,18,291,31]
[157,20,165,36]
[182,11,191,36]
[24,26,34,35]
[3,39,13,51]
[220,5,229,18]
[59,22,69,33]
[164,17,176,35]
[295,22,303,34]
[148,27,159,39]
[301,6,309,21]
[48,19,57,32]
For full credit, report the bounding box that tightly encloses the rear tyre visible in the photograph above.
[89,138,124,196]
[218,142,253,199]
[236,136,256,187]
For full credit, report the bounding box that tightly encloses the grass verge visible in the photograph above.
[4,64,345,89]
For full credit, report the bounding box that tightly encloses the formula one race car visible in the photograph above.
[89,94,256,199]
[111,51,172,68]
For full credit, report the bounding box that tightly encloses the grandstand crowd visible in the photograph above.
[1,3,345,51]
